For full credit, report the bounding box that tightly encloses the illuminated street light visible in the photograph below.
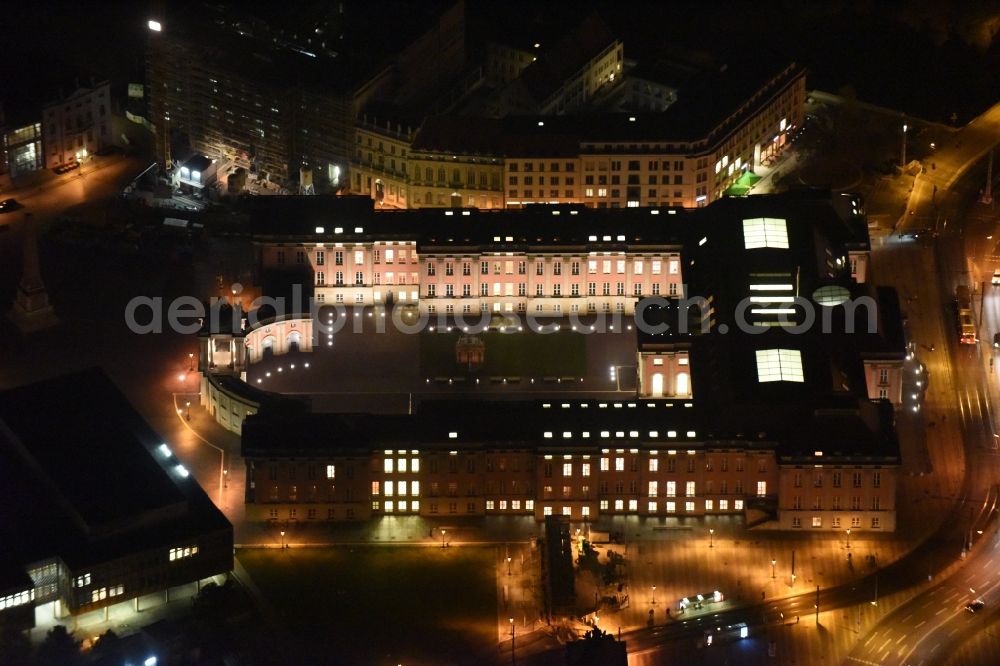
[846,528,851,549]
[651,584,657,606]
[185,401,191,421]
[507,556,512,576]
[148,19,162,32]
[709,528,715,548]
[771,559,776,579]
[441,528,447,548]
[280,530,285,549]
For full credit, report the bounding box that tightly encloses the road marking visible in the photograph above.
[915,620,927,629]
[931,642,940,652]
[896,633,907,644]
[902,613,913,623]
[921,599,935,608]
[949,626,961,637]
[881,649,891,662]
[879,638,892,652]
[864,633,877,647]
[935,607,947,616]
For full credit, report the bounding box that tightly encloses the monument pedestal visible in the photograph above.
[7,213,59,333]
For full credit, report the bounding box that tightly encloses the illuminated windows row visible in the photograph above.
[381,500,418,512]
[1,590,34,610]
[169,545,199,562]
[383,454,420,473]
[72,573,92,588]
[485,499,535,511]
[90,585,123,603]
[371,480,420,497]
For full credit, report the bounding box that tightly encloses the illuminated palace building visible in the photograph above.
[200,192,905,533]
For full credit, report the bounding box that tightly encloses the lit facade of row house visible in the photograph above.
[349,62,804,210]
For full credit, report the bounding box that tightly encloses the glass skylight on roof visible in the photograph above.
[743,217,789,249]
[755,349,805,383]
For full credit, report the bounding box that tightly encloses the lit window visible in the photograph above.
[526,500,534,510]
[411,457,420,473]
[666,501,676,513]
[734,499,744,510]
[371,481,380,496]
[600,458,609,471]
[757,481,767,497]
[411,481,420,495]
[398,481,408,496]
[615,457,624,471]
[169,546,199,562]
[614,499,624,511]
[563,463,572,476]
[385,501,394,512]
[562,506,571,516]
[742,217,789,249]
[486,500,495,510]
[398,458,408,473]
[686,481,696,497]
[649,459,658,472]
[326,465,335,479]
[755,349,804,383]
[385,481,394,497]
[582,463,591,477]
[648,481,658,497]
[582,506,590,517]
[544,506,553,516]
[628,499,638,512]
[705,499,714,511]
[685,501,695,512]
[384,459,393,473]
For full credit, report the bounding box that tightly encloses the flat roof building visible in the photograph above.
[0,369,233,632]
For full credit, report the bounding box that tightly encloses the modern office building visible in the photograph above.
[0,370,233,632]
[195,191,905,531]
[0,104,43,179]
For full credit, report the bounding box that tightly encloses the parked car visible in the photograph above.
[0,198,18,213]
[992,269,1000,286]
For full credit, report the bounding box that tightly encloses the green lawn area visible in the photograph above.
[419,330,586,377]
[238,546,498,665]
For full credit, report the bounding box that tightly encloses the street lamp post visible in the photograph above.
[223,468,228,488]
[507,556,512,576]
[709,528,714,548]
[771,559,776,579]
[441,528,447,548]
[279,530,285,549]
[845,528,851,549]
[509,617,515,666]
[651,584,656,606]
[189,352,195,372]
[185,401,191,421]
[900,124,908,167]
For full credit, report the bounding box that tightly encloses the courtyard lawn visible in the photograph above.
[419,329,586,377]
[238,546,498,665]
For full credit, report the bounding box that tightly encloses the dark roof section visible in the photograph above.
[0,369,231,571]
[411,116,507,154]
[157,0,456,95]
[516,13,618,106]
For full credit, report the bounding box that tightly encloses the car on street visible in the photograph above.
[965,600,985,613]
[992,269,1000,286]
[0,198,18,213]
